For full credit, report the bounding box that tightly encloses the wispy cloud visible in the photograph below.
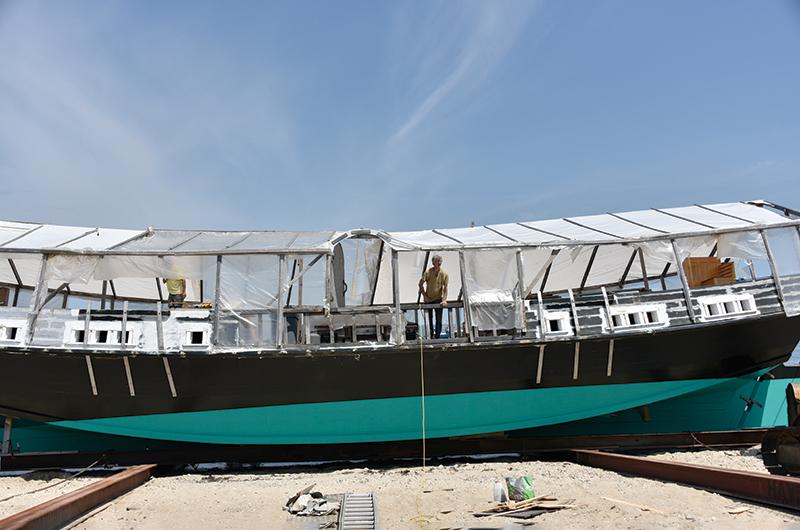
[0,2,299,230]
[388,1,539,144]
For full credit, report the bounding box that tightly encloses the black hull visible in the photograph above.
[0,314,798,423]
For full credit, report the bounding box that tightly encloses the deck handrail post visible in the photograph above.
[391,250,403,344]
[760,229,787,310]
[211,255,222,347]
[515,249,526,336]
[277,255,286,348]
[601,286,614,332]
[458,251,474,342]
[24,254,50,346]
[83,302,91,346]
[121,300,128,350]
[155,301,164,353]
[670,239,696,322]
[536,291,546,339]
[568,288,581,335]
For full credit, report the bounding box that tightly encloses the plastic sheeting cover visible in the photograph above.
[463,249,519,331]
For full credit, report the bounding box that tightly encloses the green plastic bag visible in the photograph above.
[505,476,535,501]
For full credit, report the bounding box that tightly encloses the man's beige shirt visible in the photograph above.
[422,267,448,301]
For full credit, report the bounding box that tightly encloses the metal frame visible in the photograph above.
[579,245,599,291]
[760,229,786,309]
[211,256,222,345]
[458,251,474,342]
[0,219,799,258]
[24,255,50,345]
[7,259,22,307]
[515,249,526,334]
[670,239,696,321]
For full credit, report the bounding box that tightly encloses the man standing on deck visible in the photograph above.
[418,255,449,339]
[163,278,186,307]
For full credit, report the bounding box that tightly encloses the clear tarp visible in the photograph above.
[338,239,382,306]
[765,227,800,316]
[0,201,797,318]
[463,249,520,332]
[218,254,281,346]
[0,221,42,246]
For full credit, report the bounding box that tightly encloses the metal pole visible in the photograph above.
[297,258,304,306]
[25,254,49,346]
[155,278,163,302]
[601,286,614,332]
[618,250,637,289]
[155,301,164,352]
[121,300,128,350]
[100,280,108,310]
[760,229,786,308]
[670,239,696,322]
[458,251,474,342]
[536,291,546,338]
[638,247,649,290]
[8,259,22,307]
[109,280,117,310]
[515,249,526,335]
[325,254,335,310]
[579,246,599,291]
[416,251,431,304]
[83,303,91,346]
[568,288,581,335]
[277,255,286,347]
[391,250,402,344]
[211,255,222,346]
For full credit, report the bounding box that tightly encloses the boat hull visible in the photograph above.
[4,365,798,453]
[0,314,798,444]
[49,377,729,445]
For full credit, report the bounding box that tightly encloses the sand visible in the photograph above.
[0,470,100,519]
[1,448,799,529]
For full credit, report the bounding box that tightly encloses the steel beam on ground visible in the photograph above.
[0,464,156,530]
[573,449,800,512]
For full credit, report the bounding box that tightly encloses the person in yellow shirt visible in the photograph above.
[163,278,186,307]
[418,255,449,339]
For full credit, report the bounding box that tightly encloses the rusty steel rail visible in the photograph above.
[574,449,800,511]
[0,464,156,530]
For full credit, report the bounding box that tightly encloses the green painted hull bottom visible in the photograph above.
[525,368,800,437]
[51,377,734,445]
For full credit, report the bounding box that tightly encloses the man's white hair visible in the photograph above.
[432,254,443,263]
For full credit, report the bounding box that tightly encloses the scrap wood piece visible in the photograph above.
[503,508,549,520]
[728,506,751,515]
[601,496,665,515]
[490,499,574,518]
[473,494,553,516]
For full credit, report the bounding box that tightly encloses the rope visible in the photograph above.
[0,457,104,504]
[419,331,426,471]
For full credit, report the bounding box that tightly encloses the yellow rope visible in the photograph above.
[419,332,426,471]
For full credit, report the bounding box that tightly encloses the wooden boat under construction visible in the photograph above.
[0,200,799,445]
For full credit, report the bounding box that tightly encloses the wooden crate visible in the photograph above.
[683,257,721,288]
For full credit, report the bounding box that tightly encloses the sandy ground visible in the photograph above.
[1,449,799,529]
[0,470,100,519]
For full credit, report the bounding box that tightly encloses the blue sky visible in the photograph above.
[0,0,798,232]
